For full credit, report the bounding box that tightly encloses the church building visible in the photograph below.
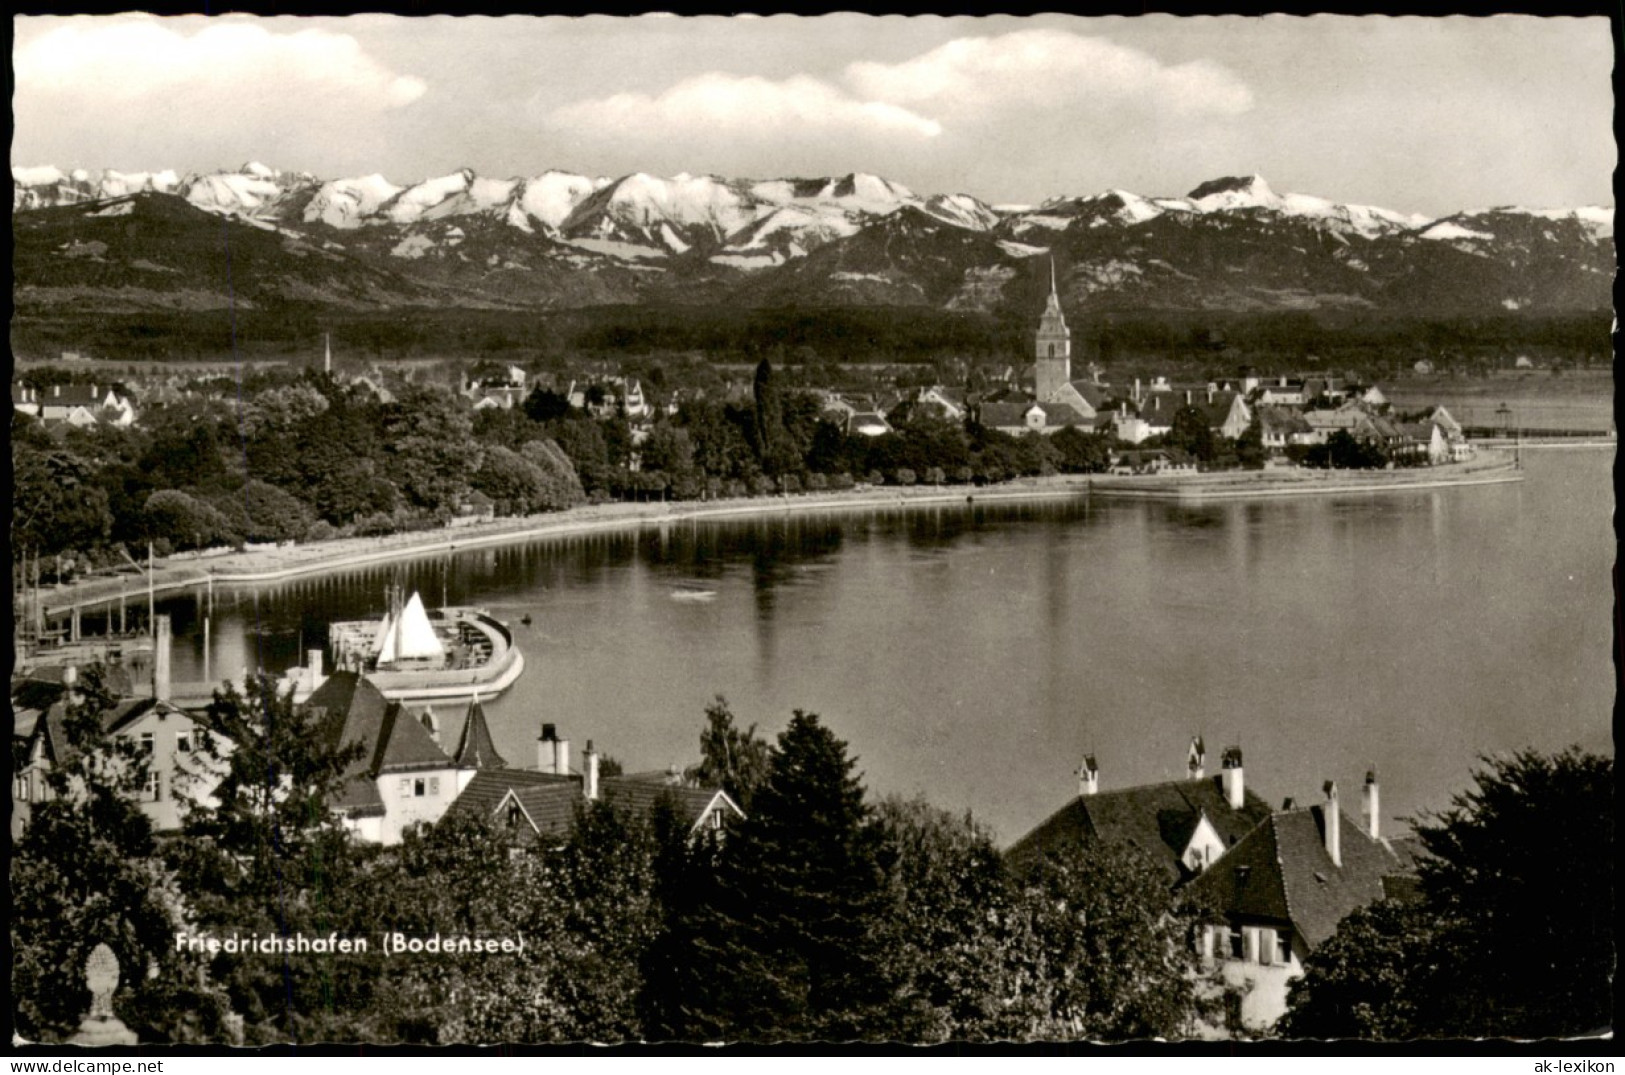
[1029,262,1103,426]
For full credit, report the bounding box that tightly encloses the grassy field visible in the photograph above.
[1384,370,1613,433]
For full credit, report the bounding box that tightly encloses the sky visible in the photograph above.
[10,13,1615,216]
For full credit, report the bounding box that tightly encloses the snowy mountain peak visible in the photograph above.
[1187,174,1278,211]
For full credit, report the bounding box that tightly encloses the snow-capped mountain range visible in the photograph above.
[12,162,1614,315]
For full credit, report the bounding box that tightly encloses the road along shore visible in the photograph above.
[38,453,1527,616]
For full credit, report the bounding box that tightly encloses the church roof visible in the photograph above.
[452,697,507,769]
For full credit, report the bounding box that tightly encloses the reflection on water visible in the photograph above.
[159,451,1613,844]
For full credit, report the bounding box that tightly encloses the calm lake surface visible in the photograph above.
[154,449,1614,844]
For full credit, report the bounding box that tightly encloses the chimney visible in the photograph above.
[1220,746,1244,810]
[1323,780,1342,867]
[153,614,172,702]
[1279,375,1288,387]
[1134,377,1141,401]
[1207,387,1214,403]
[1363,770,1380,839]
[307,648,324,691]
[584,740,600,801]
[1077,754,1099,796]
[1187,736,1206,780]
[1185,389,1192,405]
[53,384,61,397]
[538,723,570,776]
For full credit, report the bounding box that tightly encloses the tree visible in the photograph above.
[11,667,233,1043]
[1050,426,1111,473]
[518,439,588,511]
[1167,406,1218,464]
[379,384,483,512]
[685,696,771,812]
[471,444,553,516]
[13,446,114,557]
[1013,841,1208,1039]
[166,675,372,1043]
[142,489,238,550]
[1277,899,1437,1040]
[869,797,1038,1041]
[750,360,800,476]
[1235,416,1267,469]
[1282,748,1613,1040]
[523,387,573,424]
[677,711,891,1040]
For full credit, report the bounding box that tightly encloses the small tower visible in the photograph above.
[1076,753,1100,797]
[1034,258,1071,403]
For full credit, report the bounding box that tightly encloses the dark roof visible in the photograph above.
[443,770,582,839]
[304,671,453,815]
[600,777,740,829]
[1067,380,1111,410]
[1007,773,1274,882]
[31,695,191,767]
[1189,805,1415,948]
[1033,400,1091,427]
[38,384,115,407]
[1256,405,1312,435]
[979,400,1035,427]
[451,698,507,769]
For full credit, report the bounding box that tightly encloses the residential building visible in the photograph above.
[1188,773,1420,1030]
[1256,406,1319,451]
[12,673,229,835]
[303,671,476,845]
[1255,377,1306,406]
[16,383,137,427]
[1006,741,1274,883]
[441,723,744,849]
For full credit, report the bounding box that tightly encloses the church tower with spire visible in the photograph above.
[1035,259,1072,403]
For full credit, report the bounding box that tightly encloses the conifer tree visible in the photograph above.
[674,710,891,1041]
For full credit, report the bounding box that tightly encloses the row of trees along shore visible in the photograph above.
[14,358,1439,580]
[11,668,1613,1044]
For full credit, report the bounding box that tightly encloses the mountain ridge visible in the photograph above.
[13,162,1613,317]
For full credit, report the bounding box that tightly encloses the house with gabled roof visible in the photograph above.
[1006,741,1274,884]
[304,671,513,845]
[1256,405,1319,451]
[1187,773,1420,1030]
[12,674,228,836]
[441,723,744,850]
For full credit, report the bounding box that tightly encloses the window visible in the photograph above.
[1277,930,1292,965]
[414,779,426,797]
[1228,927,1243,960]
[137,732,155,755]
[143,771,162,802]
[507,803,521,829]
[1259,929,1274,966]
[428,777,440,796]
[176,731,192,753]
[399,778,411,796]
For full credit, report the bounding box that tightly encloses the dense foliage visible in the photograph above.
[1281,747,1613,1040]
[17,685,1220,1045]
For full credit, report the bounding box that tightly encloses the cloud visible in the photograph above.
[15,16,426,110]
[546,72,941,141]
[845,29,1253,119]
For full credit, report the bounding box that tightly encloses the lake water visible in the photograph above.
[152,449,1615,844]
